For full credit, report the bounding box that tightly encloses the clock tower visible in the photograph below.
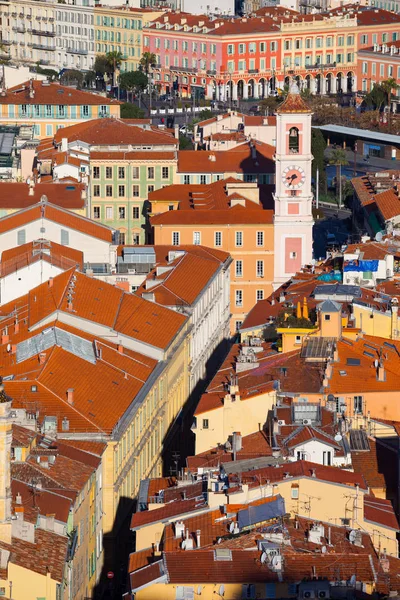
[273,82,314,287]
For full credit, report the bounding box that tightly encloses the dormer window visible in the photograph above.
[289,127,299,153]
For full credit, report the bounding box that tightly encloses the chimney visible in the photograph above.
[378,362,385,381]
[48,277,53,288]
[66,388,74,405]
[311,468,316,477]
[16,493,22,505]
[14,320,19,334]
[0,392,13,544]
[15,506,24,521]
[81,186,87,200]
[196,529,201,548]
[61,138,68,153]
[28,180,35,196]
[1,329,9,345]
[39,352,46,365]
[118,344,124,354]
[29,79,35,99]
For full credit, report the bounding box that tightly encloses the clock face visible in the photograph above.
[282,165,306,189]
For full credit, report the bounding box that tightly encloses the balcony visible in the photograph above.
[305,61,337,70]
[248,68,259,74]
[67,47,88,55]
[12,26,26,33]
[0,40,12,46]
[31,42,55,50]
[206,69,216,76]
[170,65,197,73]
[32,28,55,36]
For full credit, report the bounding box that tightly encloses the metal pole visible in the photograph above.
[316,168,319,209]
[339,163,342,210]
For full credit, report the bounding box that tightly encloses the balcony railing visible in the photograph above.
[170,65,197,73]
[248,68,259,74]
[305,61,337,70]
[31,43,55,50]
[32,28,56,36]
[12,26,26,33]
[206,69,216,75]
[0,40,12,46]
[66,47,88,55]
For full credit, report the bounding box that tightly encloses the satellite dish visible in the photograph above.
[6,344,11,353]
[181,540,187,550]
[321,545,327,554]
[375,231,383,242]
[349,530,357,543]
[271,556,280,568]
[261,552,267,564]
[374,359,379,368]
[334,433,343,442]
[229,522,235,533]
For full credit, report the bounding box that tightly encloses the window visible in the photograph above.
[256,289,264,302]
[168,205,174,211]
[260,42,266,52]
[118,167,125,179]
[215,231,222,247]
[119,206,126,219]
[296,451,307,460]
[256,260,264,278]
[235,231,243,247]
[295,38,302,50]
[291,485,299,499]
[326,36,333,47]
[235,260,243,277]
[200,175,207,184]
[147,167,154,179]
[118,185,125,197]
[284,40,291,50]
[132,185,139,197]
[227,43,234,55]
[132,206,140,219]
[119,231,126,245]
[172,231,180,246]
[238,43,245,54]
[61,229,69,246]
[105,166,113,179]
[295,335,302,344]
[106,185,113,197]
[17,229,26,245]
[162,167,169,179]
[235,290,243,307]
[132,233,140,245]
[148,185,154,194]
[354,396,363,414]
[235,321,242,332]
[202,419,209,429]
[106,206,113,220]
[362,62,368,74]
[249,42,256,53]
[324,314,330,321]
[93,185,100,197]
[256,231,264,247]
[193,231,201,245]
[361,34,368,45]
[323,451,331,466]
[93,166,100,179]
[132,166,139,179]
[93,206,100,219]
[289,127,299,153]
[184,175,190,185]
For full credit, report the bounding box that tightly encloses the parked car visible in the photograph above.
[159,93,173,101]
[179,124,192,135]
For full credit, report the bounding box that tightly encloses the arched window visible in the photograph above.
[289,127,299,153]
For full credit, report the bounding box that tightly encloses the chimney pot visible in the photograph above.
[39,352,46,365]
[118,344,124,354]
[48,277,53,288]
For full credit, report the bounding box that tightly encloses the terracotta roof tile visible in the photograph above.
[0,182,85,210]
[364,495,399,530]
[130,498,207,530]
[277,92,311,114]
[375,189,400,221]
[177,141,275,174]
[351,438,395,491]
[1,239,83,277]
[1,80,120,106]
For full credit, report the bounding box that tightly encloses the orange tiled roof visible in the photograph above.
[53,117,177,147]
[177,141,274,174]
[1,239,83,278]
[1,80,120,106]
[0,182,85,210]
[0,202,113,242]
[364,495,399,530]
[277,91,311,114]
[130,498,207,530]
[374,189,400,221]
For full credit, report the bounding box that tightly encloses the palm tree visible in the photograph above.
[380,77,399,132]
[329,148,348,208]
[139,52,156,74]
[106,50,123,87]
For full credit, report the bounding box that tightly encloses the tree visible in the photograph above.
[179,135,193,150]
[380,77,400,132]
[120,71,148,102]
[106,51,124,87]
[139,52,156,74]
[94,54,109,76]
[120,103,145,119]
[259,96,281,115]
[60,69,83,88]
[311,129,327,197]
[83,70,96,88]
[329,148,348,206]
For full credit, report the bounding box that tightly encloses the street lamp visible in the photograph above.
[228,64,233,110]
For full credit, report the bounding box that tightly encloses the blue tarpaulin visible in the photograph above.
[237,495,285,529]
[344,260,379,272]
[317,272,342,282]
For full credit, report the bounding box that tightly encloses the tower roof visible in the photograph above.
[276,83,311,114]
[318,299,342,313]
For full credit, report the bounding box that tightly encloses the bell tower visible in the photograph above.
[273,83,314,288]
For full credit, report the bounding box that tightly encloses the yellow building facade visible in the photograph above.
[94,6,165,73]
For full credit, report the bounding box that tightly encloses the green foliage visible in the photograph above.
[120,103,145,119]
[329,148,348,167]
[259,96,281,114]
[199,108,213,120]
[84,71,96,86]
[94,54,109,75]
[179,135,193,150]
[275,308,317,329]
[106,51,123,72]
[119,71,148,92]
[60,69,84,88]
[140,52,157,74]
[35,63,58,80]
[311,129,327,196]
